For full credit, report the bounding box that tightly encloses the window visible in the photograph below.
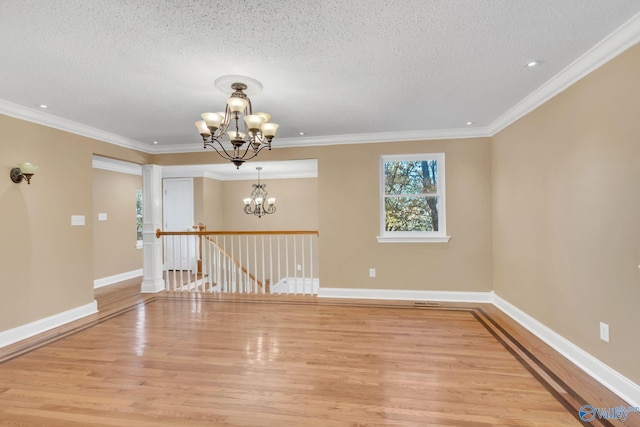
[136,189,143,249]
[377,153,450,243]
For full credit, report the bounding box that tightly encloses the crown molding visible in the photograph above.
[162,168,318,181]
[152,127,491,154]
[162,159,318,181]
[92,155,142,175]
[488,11,640,136]
[0,99,153,153]
[272,127,492,147]
[161,167,221,180]
[150,143,206,154]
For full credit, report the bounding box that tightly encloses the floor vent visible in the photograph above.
[414,301,439,307]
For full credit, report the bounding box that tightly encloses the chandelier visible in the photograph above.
[195,76,279,169]
[243,167,276,218]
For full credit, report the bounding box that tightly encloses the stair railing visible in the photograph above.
[156,229,319,295]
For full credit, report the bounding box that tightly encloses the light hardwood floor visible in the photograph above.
[0,280,636,426]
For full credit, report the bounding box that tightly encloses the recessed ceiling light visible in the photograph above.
[39,104,48,109]
[526,60,540,68]
[153,141,158,144]
[299,132,305,136]
[466,121,473,126]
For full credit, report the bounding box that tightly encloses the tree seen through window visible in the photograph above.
[384,160,439,232]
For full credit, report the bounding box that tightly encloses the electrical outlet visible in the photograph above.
[599,322,610,343]
[369,268,376,278]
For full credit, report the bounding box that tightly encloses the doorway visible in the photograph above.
[163,178,195,271]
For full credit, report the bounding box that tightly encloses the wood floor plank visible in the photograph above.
[0,282,636,426]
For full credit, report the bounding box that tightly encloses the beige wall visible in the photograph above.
[93,168,143,280]
[156,138,493,292]
[193,177,224,230]
[192,176,318,231]
[492,43,640,383]
[221,177,318,231]
[193,177,203,226]
[0,114,151,331]
[315,139,492,291]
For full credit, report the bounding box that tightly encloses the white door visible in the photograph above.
[163,178,195,271]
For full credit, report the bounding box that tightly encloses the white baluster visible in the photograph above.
[294,235,298,295]
[261,235,265,294]
[278,236,282,295]
[309,235,316,295]
[166,235,171,290]
[269,235,273,295]
[285,235,290,295]
[302,235,306,296]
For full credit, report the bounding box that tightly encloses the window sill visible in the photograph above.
[376,235,451,243]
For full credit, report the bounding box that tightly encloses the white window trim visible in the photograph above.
[377,153,451,243]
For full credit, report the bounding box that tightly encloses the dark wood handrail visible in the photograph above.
[156,229,319,238]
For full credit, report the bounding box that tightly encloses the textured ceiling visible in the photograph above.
[1,1,640,153]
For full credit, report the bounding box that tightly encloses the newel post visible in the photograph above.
[141,164,165,293]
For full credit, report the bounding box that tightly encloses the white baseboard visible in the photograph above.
[94,268,142,288]
[491,292,640,408]
[0,300,98,348]
[317,287,492,303]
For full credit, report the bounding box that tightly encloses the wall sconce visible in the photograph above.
[10,163,39,185]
